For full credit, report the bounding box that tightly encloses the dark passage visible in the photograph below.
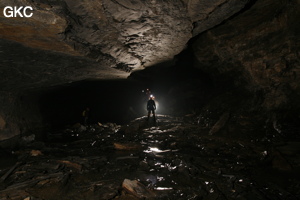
[1,58,300,199]
[1,0,300,199]
[38,59,212,129]
[39,80,148,127]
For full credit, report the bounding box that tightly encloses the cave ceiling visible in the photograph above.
[0,0,250,92]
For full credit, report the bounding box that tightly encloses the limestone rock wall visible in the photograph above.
[192,0,300,110]
[2,0,298,141]
[0,0,249,74]
[0,0,250,141]
[0,92,43,142]
[63,0,249,70]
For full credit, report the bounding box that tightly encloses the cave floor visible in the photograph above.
[0,115,299,200]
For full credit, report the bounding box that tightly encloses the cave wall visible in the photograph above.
[0,0,251,142]
[192,0,300,111]
[0,92,43,143]
[0,0,250,72]
[1,0,299,142]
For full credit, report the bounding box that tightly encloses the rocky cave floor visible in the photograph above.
[0,115,300,200]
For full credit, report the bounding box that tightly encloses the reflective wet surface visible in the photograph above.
[0,115,299,199]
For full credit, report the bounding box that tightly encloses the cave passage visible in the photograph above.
[39,80,149,127]
[0,0,300,199]
[38,58,213,130]
[1,60,300,199]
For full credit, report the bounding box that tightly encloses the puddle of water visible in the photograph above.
[154,187,173,190]
[145,147,171,153]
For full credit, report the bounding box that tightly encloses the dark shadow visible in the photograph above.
[38,49,215,130]
[39,79,148,129]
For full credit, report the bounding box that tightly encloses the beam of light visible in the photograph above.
[155,100,159,112]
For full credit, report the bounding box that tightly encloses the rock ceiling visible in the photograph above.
[0,0,249,91]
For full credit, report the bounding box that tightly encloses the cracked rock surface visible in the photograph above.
[0,0,248,90]
[192,0,300,110]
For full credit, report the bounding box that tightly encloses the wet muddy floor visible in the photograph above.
[0,115,299,199]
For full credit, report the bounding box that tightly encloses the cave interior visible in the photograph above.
[0,0,300,199]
